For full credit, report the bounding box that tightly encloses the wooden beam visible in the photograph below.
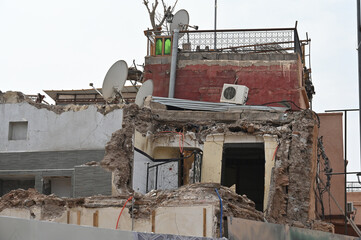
[77,210,81,225]
[151,210,156,233]
[93,210,99,227]
[203,208,207,237]
[67,211,70,224]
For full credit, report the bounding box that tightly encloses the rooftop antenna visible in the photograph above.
[102,60,128,103]
[214,0,217,49]
[170,9,189,38]
[135,79,154,107]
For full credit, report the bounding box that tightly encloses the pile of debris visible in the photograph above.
[133,183,264,221]
[0,183,263,221]
[0,188,66,220]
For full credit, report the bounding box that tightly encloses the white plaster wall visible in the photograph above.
[0,102,123,152]
[133,151,153,194]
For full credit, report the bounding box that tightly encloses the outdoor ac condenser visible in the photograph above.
[220,84,249,105]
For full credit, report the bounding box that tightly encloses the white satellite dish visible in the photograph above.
[102,60,128,101]
[170,9,189,38]
[135,80,154,107]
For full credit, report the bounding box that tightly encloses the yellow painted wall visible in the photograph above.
[153,147,180,159]
[201,134,224,183]
[263,135,278,211]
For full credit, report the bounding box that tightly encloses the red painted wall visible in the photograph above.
[144,54,308,110]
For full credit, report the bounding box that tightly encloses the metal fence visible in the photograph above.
[145,28,303,55]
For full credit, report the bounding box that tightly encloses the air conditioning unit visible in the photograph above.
[347,202,354,213]
[220,84,249,105]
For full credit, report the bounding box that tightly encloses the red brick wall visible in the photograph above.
[144,57,308,110]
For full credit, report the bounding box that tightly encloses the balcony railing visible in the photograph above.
[145,28,304,56]
[347,181,361,192]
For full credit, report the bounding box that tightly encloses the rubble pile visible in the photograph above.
[0,91,27,103]
[0,184,263,224]
[0,188,66,220]
[0,90,123,115]
[133,183,264,221]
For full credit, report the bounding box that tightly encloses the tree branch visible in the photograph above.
[143,0,151,14]
[171,0,178,12]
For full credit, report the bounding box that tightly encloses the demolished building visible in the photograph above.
[0,25,355,239]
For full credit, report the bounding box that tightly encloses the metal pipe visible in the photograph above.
[214,0,217,50]
[325,171,361,175]
[345,111,348,234]
[155,166,158,190]
[131,197,134,231]
[168,29,179,98]
[146,162,149,193]
[357,0,361,199]
[179,27,296,34]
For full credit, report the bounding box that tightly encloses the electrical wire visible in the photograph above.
[115,196,133,230]
[272,144,280,161]
[158,131,185,153]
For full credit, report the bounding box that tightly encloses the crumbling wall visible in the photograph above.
[100,105,154,193]
[0,91,124,152]
[101,103,319,228]
[0,90,123,114]
[0,184,264,237]
[0,189,66,220]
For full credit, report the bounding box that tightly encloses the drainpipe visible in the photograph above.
[168,29,179,98]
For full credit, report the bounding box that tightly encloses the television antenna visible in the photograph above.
[135,79,154,107]
[170,9,189,38]
[102,60,128,102]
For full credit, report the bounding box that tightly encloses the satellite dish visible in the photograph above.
[135,80,154,107]
[102,60,128,101]
[170,9,189,38]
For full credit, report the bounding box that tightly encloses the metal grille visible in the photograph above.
[178,29,295,53]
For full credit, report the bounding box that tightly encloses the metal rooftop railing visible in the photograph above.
[145,28,303,56]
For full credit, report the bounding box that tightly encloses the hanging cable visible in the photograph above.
[115,196,133,230]
[158,131,185,153]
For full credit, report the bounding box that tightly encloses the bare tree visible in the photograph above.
[143,0,178,32]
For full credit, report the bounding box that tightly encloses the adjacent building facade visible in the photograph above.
[0,95,123,197]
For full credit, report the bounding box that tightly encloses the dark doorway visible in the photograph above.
[221,143,265,211]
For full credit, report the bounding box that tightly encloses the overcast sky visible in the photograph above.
[1,0,360,180]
